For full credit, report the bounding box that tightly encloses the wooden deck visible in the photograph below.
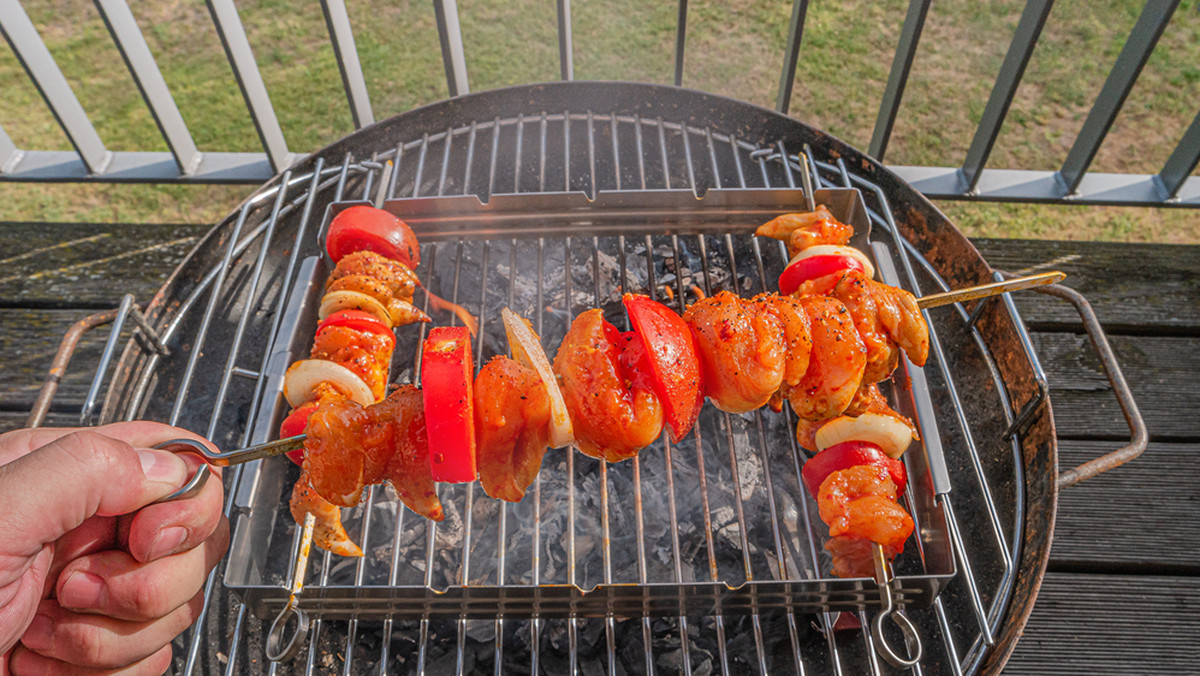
[1,223,1197,673]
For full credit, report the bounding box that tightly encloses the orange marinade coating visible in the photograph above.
[309,324,392,400]
[474,356,553,502]
[787,296,867,421]
[817,465,913,551]
[755,205,855,258]
[302,386,443,522]
[553,309,663,463]
[327,249,420,303]
[685,292,784,414]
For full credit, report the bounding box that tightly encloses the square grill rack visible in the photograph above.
[78,110,1041,675]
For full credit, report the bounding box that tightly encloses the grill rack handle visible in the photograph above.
[1020,278,1149,488]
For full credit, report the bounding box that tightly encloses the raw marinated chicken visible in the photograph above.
[787,296,867,421]
[553,309,664,462]
[474,356,553,502]
[795,270,928,381]
[817,464,913,550]
[683,292,791,414]
[825,536,904,579]
[793,382,917,451]
[755,205,854,257]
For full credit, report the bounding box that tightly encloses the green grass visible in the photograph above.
[0,0,1197,243]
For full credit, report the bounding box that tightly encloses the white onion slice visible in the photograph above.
[284,359,374,408]
[502,307,574,448]
[318,290,391,324]
[815,413,915,459]
[788,244,876,280]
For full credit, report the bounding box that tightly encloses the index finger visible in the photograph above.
[0,421,217,467]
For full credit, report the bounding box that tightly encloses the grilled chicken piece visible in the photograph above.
[300,386,443,522]
[328,250,420,303]
[684,292,789,414]
[474,356,553,502]
[787,296,867,420]
[825,536,904,579]
[553,309,663,462]
[817,464,913,553]
[326,273,431,327]
[795,270,928,382]
[309,325,392,400]
[755,205,854,258]
[290,471,363,557]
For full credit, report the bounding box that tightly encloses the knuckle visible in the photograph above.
[63,620,113,668]
[131,574,168,619]
[56,431,133,474]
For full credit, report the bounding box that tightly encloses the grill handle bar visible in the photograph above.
[1022,280,1149,488]
[26,308,120,428]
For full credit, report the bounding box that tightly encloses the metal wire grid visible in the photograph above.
[77,111,1041,675]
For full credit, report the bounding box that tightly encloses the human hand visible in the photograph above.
[0,422,230,675]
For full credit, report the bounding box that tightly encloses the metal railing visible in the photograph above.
[0,0,1196,206]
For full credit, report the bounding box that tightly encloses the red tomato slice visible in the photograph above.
[623,293,705,443]
[778,254,866,295]
[801,440,907,498]
[421,326,476,483]
[316,309,396,350]
[280,402,319,465]
[326,205,421,269]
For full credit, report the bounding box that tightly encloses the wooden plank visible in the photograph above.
[0,221,207,308]
[1005,573,1200,675]
[972,238,1200,332]
[1032,331,1200,440]
[1051,440,1199,571]
[0,409,80,434]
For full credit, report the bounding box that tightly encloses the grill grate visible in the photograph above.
[81,110,1039,675]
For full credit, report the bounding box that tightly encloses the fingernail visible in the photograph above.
[136,448,187,484]
[19,613,53,651]
[148,526,189,560]
[59,571,107,610]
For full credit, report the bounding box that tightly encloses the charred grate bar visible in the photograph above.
[76,101,1037,675]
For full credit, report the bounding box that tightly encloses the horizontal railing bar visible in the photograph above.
[893,164,1200,206]
[320,0,374,129]
[96,0,201,175]
[1059,0,1179,195]
[557,0,573,81]
[1157,109,1200,199]
[868,0,931,161]
[0,0,112,174]
[206,0,292,173]
[775,0,809,114]
[434,0,470,96]
[0,150,276,183]
[961,0,1054,192]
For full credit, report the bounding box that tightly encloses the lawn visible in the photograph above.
[0,0,1196,242]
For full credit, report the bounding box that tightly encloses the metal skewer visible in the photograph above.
[916,270,1064,309]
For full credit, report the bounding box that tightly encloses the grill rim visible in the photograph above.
[99,81,1057,676]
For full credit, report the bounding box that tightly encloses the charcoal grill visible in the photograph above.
[30,82,1145,675]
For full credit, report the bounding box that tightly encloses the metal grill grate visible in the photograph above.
[82,109,1040,675]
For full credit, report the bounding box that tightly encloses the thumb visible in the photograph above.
[1,430,189,557]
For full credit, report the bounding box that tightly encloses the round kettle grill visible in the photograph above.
[35,83,1146,675]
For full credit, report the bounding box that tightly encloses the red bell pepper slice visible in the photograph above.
[623,293,705,443]
[326,205,421,269]
[316,309,396,351]
[421,326,477,483]
[280,401,319,465]
[778,254,866,295]
[801,440,907,498]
